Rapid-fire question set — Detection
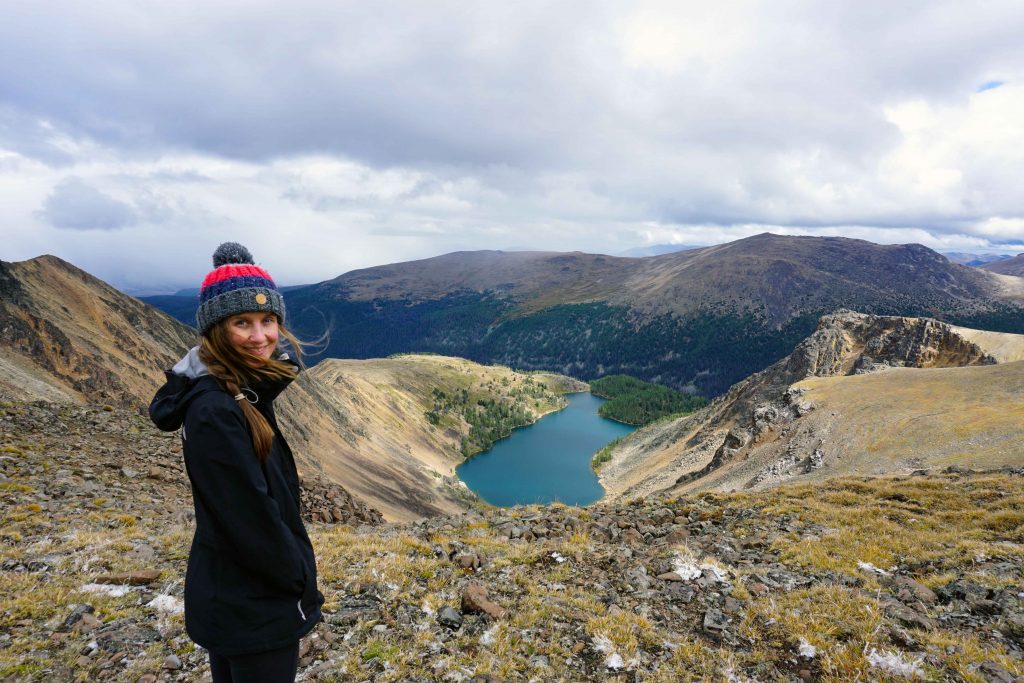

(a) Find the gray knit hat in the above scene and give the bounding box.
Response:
[196,242,286,334]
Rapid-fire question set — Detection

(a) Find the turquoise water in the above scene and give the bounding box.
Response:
[456,392,637,507]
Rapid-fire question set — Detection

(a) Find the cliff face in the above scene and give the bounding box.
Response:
[599,311,1024,500]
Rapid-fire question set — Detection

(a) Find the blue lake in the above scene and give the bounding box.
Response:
[456,392,637,507]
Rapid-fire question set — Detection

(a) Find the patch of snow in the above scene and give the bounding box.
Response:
[79,583,132,597]
[592,634,614,654]
[421,602,435,616]
[146,594,183,614]
[857,561,892,576]
[798,638,817,659]
[672,551,729,583]
[550,552,566,564]
[479,625,497,647]
[592,633,626,670]
[866,648,924,679]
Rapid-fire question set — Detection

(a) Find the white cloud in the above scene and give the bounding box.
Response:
[1,1,1023,288]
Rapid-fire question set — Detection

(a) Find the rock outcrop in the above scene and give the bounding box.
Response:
[599,311,1024,500]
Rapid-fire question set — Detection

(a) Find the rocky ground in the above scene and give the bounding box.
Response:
[1,399,1022,682]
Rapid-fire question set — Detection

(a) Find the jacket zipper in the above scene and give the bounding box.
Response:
[297,599,307,621]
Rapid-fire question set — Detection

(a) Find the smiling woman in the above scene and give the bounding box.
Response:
[149,242,323,683]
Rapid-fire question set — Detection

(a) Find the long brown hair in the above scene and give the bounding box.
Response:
[199,317,305,461]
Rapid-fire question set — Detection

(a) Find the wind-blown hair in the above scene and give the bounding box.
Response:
[198,317,305,461]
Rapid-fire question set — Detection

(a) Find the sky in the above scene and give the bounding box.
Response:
[2,1,1024,293]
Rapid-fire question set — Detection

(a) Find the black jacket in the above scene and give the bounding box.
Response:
[149,349,324,655]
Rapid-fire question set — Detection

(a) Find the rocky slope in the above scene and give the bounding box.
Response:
[276,354,586,522]
[0,256,196,407]
[981,254,1024,277]
[599,311,1024,501]
[1,398,1022,681]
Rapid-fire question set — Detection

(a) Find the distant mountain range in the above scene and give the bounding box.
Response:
[143,233,1024,396]
[941,251,1014,266]
[980,253,1024,276]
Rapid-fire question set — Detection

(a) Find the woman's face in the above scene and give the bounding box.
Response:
[225,312,279,363]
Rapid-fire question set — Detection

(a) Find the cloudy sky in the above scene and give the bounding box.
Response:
[2,1,1023,292]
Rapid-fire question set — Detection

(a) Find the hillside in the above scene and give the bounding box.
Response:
[276,354,585,522]
[598,311,1024,501]
[0,256,196,407]
[271,234,1024,397]
[980,254,1024,277]
[2,398,1022,681]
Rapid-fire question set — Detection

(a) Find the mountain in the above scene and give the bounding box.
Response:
[980,254,1024,276]
[269,233,1024,397]
[598,311,1024,501]
[942,251,1013,266]
[0,255,197,407]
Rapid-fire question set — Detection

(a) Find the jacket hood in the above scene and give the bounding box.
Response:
[149,347,214,432]
[148,346,299,431]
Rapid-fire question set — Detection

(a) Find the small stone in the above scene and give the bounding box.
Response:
[657,572,683,582]
[723,597,745,614]
[703,608,729,632]
[162,654,181,670]
[438,606,463,630]
[135,675,157,683]
[749,582,769,597]
[884,576,937,605]
[120,466,138,478]
[798,669,814,682]
[93,570,161,586]
[61,604,96,631]
[968,598,1001,616]
[455,553,479,570]
[975,662,1018,683]
[462,583,506,619]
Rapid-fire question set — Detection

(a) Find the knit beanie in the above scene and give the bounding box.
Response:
[196,242,286,334]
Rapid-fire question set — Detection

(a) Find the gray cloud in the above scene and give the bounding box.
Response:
[1,1,1023,288]
[39,177,137,231]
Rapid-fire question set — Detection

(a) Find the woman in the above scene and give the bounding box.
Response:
[150,242,324,683]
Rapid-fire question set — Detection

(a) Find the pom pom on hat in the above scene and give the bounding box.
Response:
[212,242,255,268]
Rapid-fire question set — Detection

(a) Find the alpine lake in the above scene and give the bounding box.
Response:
[455,392,637,507]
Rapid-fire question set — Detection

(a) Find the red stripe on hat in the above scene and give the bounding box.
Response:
[200,264,275,289]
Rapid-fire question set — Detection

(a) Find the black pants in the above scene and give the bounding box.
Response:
[209,641,300,683]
